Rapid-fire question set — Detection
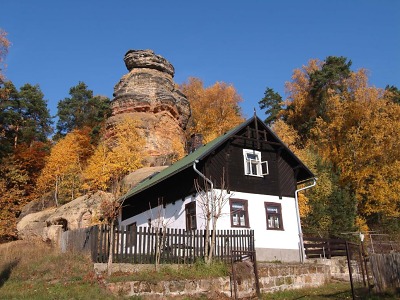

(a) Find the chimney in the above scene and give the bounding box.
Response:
[187,133,203,153]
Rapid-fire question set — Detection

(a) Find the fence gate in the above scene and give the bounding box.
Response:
[303,237,369,299]
[345,241,371,299]
[231,250,261,300]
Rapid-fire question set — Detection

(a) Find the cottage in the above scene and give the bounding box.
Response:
[119,115,316,262]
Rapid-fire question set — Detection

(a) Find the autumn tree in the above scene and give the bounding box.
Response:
[281,59,321,143]
[0,32,53,240]
[36,128,93,206]
[83,117,144,275]
[180,77,245,143]
[55,81,111,141]
[15,141,50,187]
[312,70,400,227]
[277,57,400,235]
[0,156,29,241]
[0,141,51,239]
[279,56,352,142]
[83,117,144,194]
[309,56,351,117]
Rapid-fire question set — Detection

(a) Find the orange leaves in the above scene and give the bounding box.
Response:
[83,117,144,194]
[35,117,144,203]
[279,56,400,232]
[283,59,321,130]
[305,65,400,221]
[36,128,93,205]
[181,77,244,143]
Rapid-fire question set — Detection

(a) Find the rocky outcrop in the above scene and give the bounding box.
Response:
[16,167,168,243]
[110,49,191,166]
[17,191,113,243]
[16,208,57,241]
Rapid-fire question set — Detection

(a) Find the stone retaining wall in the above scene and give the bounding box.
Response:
[97,262,332,298]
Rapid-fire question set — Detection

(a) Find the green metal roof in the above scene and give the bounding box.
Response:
[120,118,251,202]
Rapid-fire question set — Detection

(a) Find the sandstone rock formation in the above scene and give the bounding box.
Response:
[109,49,191,166]
[17,167,167,243]
[17,191,113,243]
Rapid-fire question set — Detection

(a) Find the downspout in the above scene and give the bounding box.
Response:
[295,177,317,263]
[193,159,215,261]
[193,159,214,221]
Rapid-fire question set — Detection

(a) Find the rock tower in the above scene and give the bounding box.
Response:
[109,49,191,166]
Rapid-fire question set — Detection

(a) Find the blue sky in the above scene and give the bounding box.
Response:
[2,1,400,120]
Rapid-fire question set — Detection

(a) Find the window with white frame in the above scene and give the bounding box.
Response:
[243,149,269,177]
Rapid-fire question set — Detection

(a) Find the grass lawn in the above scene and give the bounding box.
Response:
[0,240,117,300]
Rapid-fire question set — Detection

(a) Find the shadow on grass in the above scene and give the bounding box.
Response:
[0,259,20,288]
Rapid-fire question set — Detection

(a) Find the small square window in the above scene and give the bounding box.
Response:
[243,149,269,177]
[230,199,249,228]
[265,202,283,230]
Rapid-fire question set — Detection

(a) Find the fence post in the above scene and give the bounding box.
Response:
[345,241,356,300]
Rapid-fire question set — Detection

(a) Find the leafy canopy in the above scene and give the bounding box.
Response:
[0,81,52,160]
[56,81,111,141]
[180,77,245,143]
[267,56,400,236]
[83,117,144,195]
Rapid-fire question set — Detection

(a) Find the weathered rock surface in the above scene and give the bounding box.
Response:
[17,167,168,243]
[16,208,57,241]
[110,49,191,166]
[17,191,113,243]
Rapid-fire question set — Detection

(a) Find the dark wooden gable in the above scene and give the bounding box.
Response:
[204,117,298,197]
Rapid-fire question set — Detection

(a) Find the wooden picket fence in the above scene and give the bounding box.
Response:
[89,225,255,264]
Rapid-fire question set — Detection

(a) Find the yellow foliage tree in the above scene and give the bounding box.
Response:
[268,57,400,235]
[311,69,400,221]
[181,77,245,143]
[83,117,144,194]
[283,59,321,142]
[36,128,93,206]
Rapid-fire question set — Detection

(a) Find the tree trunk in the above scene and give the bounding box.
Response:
[208,215,218,264]
[107,221,115,276]
[204,211,211,263]
[54,176,59,207]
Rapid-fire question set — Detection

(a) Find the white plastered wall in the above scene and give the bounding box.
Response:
[120,195,195,229]
[119,190,301,253]
[214,190,300,251]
